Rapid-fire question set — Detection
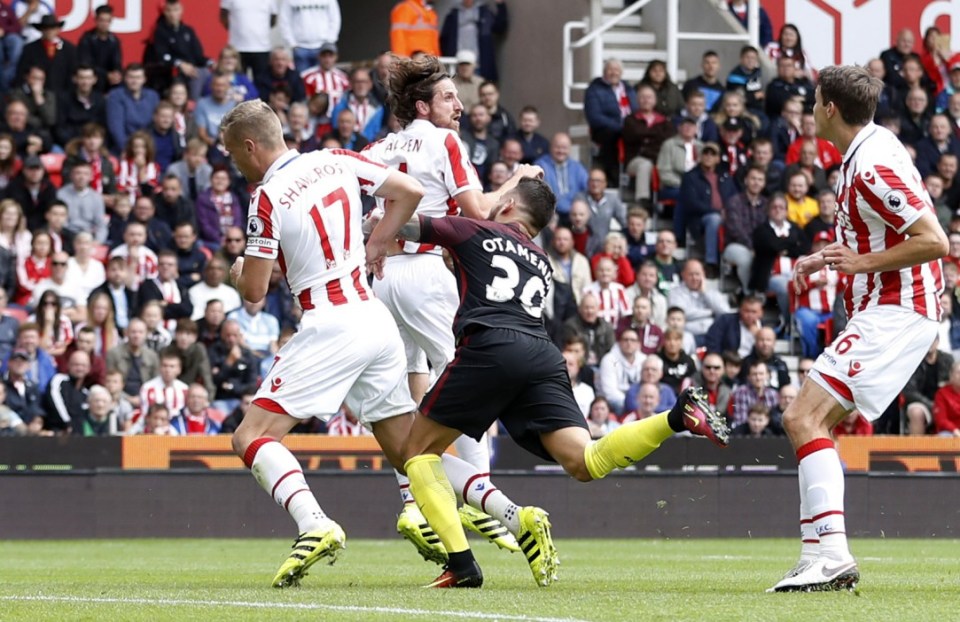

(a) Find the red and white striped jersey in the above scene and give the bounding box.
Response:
[363,119,482,255]
[245,149,390,310]
[108,245,159,289]
[583,281,631,326]
[834,124,944,321]
[325,408,371,436]
[796,268,842,313]
[301,66,350,109]
[139,377,189,414]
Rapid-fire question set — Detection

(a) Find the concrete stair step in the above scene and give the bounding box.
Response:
[602,31,656,46]
[601,12,642,28]
[605,48,669,62]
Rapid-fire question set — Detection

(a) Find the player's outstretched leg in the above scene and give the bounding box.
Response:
[584,387,730,480]
[453,435,520,553]
[394,470,448,565]
[240,436,346,588]
[441,454,557,586]
[405,454,483,588]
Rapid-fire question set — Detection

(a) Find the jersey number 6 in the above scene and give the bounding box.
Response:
[485,254,546,318]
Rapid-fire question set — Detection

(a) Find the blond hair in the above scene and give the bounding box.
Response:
[219,100,284,150]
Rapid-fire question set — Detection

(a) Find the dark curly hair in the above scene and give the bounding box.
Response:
[387,55,450,128]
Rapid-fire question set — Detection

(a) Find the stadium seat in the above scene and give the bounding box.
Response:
[92,244,109,264]
[40,153,65,188]
[2,307,27,322]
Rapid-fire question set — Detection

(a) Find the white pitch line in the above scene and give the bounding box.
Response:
[0,595,592,622]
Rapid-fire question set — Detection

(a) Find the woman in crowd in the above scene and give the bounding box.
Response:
[195,166,242,250]
[713,90,760,145]
[203,46,258,103]
[78,292,120,356]
[764,23,815,80]
[167,80,198,150]
[920,26,950,95]
[116,131,160,204]
[586,396,619,439]
[0,134,20,191]
[30,289,73,357]
[0,199,32,264]
[640,60,683,118]
[14,230,52,307]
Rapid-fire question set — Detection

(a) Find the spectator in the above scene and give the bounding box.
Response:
[131,195,172,253]
[77,293,120,360]
[716,117,750,178]
[279,0,339,75]
[714,90,759,148]
[137,250,191,329]
[900,87,931,147]
[109,221,159,290]
[62,123,117,200]
[547,226,591,304]
[188,257,240,321]
[226,298,279,359]
[7,323,55,394]
[721,164,768,293]
[76,5,122,92]
[6,154,56,230]
[216,226,245,286]
[726,45,766,116]
[904,338,953,435]
[655,116,701,205]
[727,1,772,48]
[255,47,305,105]
[195,72,237,151]
[596,327,644,414]
[675,89,719,145]
[682,50,725,112]
[590,231,634,288]
[743,138,782,197]
[562,349,594,418]
[280,102,317,152]
[691,351,731,416]
[11,65,55,142]
[640,60,683,118]
[148,101,182,174]
[915,113,960,178]
[623,207,653,270]
[106,317,158,408]
[728,360,778,426]
[472,81,515,143]
[139,350,188,418]
[563,292,615,369]
[783,139,827,197]
[731,402,777,438]
[620,382,662,425]
[793,231,841,358]
[461,103,499,183]
[219,0,276,83]
[0,97,49,158]
[167,80,196,150]
[57,161,106,243]
[105,64,160,156]
[667,259,731,340]
[867,57,902,120]
[3,347,44,428]
[55,325,105,387]
[623,355,677,414]
[70,384,117,437]
[208,318,257,414]
[703,294,763,357]
[881,29,915,91]
[750,193,803,324]
[320,108,363,151]
[920,26,950,96]
[42,349,90,434]
[160,318,214,397]
[769,382,797,430]
[722,350,743,388]
[196,299,224,347]
[0,1,22,92]
[536,132,588,220]
[300,42,349,109]
[330,67,384,143]
[0,134,18,192]
[390,0,440,58]
[142,403,173,435]
[784,112,842,171]
[42,201,74,256]
[738,327,790,389]
[515,105,549,164]
[832,409,874,438]
[784,172,818,227]
[657,328,698,394]
[116,131,160,203]
[88,262,134,336]
[451,49,484,112]
[15,13,76,94]
[803,189,837,251]
[170,383,222,435]
[764,22,815,80]
[625,261,668,328]
[167,138,211,204]
[936,60,960,114]
[667,307,699,359]
[584,58,637,186]
[13,228,51,306]
[440,0,507,82]
[616,296,662,354]
[651,230,683,294]
[369,50,393,110]
[140,300,172,353]
[153,175,195,231]
[766,56,814,119]
[676,143,736,270]
[100,369,134,431]
[149,0,210,97]
[584,256,630,326]
[0,382,27,435]
[568,198,601,259]
[0,288,17,358]
[623,83,675,204]
[586,396,619,438]
[195,167,241,250]
[29,254,82,322]
[933,360,960,437]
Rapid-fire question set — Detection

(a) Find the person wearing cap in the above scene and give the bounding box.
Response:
[390,0,439,58]
[440,0,507,82]
[14,12,74,94]
[676,141,736,272]
[5,152,57,230]
[150,0,210,96]
[718,116,749,177]
[451,49,484,112]
[3,346,44,429]
[301,42,349,110]
[655,115,702,204]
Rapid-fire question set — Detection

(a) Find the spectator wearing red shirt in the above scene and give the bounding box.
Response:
[933,361,960,437]
[590,232,635,288]
[784,112,842,170]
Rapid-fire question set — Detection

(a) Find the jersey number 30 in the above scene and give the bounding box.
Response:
[485,254,546,318]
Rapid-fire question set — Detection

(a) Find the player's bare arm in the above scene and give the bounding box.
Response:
[365,170,425,279]
[793,251,828,294]
[821,210,949,274]
[456,164,544,219]
[233,255,273,304]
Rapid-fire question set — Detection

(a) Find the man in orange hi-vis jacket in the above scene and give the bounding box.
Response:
[390,0,440,57]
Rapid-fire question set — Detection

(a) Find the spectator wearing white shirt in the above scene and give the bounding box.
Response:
[188,257,241,320]
[582,257,630,327]
[280,0,341,76]
[596,328,645,415]
[138,352,189,431]
[65,233,105,306]
[219,0,278,83]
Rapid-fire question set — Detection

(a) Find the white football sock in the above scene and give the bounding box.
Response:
[453,433,491,472]
[798,440,850,562]
[798,468,819,561]
[245,438,331,533]
[441,453,520,534]
[394,470,415,505]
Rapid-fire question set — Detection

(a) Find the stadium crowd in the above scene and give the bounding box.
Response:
[0,0,956,440]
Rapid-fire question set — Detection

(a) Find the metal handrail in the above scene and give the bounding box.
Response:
[667,0,759,79]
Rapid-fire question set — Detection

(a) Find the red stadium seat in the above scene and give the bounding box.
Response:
[40,153,65,188]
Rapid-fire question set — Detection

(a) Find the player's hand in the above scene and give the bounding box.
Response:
[792,252,827,294]
[230,256,244,283]
[821,242,862,274]
[515,164,544,180]
[364,239,389,280]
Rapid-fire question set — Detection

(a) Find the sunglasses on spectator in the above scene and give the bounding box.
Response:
[703,365,722,370]
[52,261,67,266]
[42,301,57,306]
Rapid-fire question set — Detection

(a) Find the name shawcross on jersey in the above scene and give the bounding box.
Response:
[833,124,943,321]
[418,215,554,339]
[245,149,391,309]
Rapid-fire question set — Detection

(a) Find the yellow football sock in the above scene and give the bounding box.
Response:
[584,412,674,480]
[405,454,470,554]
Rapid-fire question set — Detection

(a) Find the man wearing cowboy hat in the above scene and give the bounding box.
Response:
[15,12,76,94]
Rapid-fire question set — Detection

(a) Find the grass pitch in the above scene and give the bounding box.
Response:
[0,538,957,622]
